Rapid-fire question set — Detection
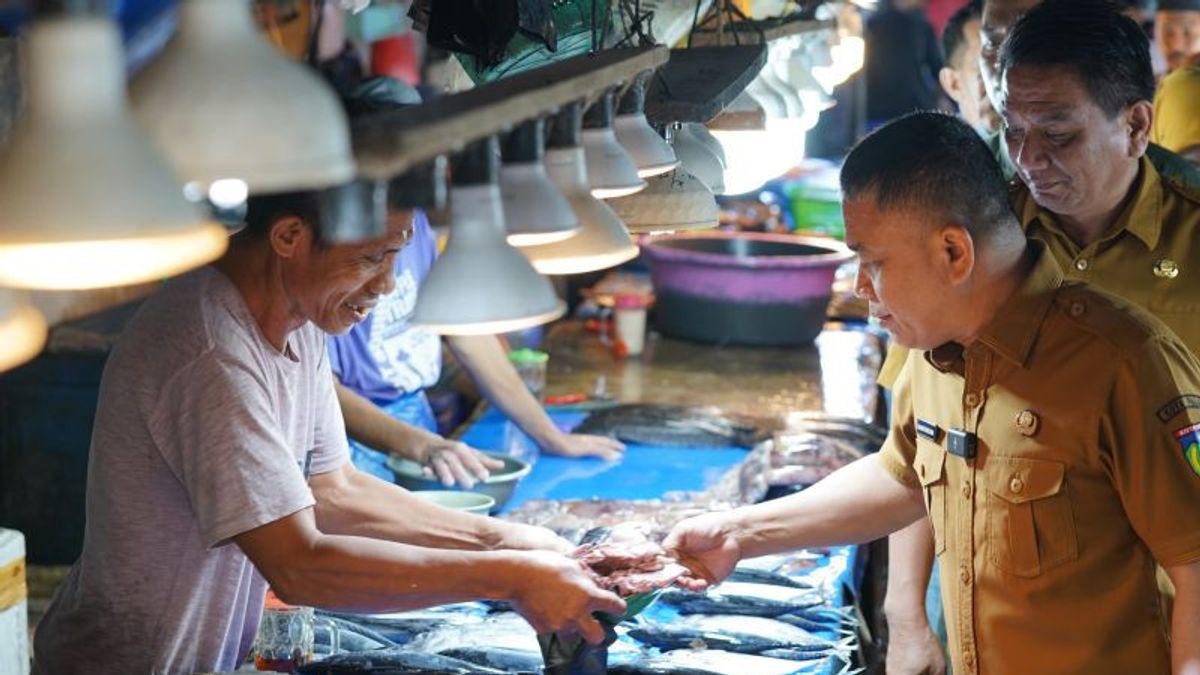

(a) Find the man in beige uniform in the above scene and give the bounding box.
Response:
[883,3,1200,671]
[664,111,1200,675]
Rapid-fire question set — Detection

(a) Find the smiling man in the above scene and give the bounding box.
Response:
[665,111,1200,675]
[31,190,626,675]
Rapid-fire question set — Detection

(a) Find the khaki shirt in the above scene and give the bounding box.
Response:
[878,151,1200,388]
[1153,65,1200,156]
[878,243,1200,675]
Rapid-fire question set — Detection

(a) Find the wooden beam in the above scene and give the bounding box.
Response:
[352,46,670,179]
[688,16,836,46]
[644,45,767,125]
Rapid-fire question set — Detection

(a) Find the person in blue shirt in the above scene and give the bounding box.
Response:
[329,207,624,487]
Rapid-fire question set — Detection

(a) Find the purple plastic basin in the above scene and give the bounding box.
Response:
[641,231,854,346]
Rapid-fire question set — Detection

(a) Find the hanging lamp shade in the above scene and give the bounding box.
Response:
[0,290,47,373]
[412,137,565,335]
[708,92,778,196]
[582,90,646,199]
[130,0,355,196]
[607,166,719,234]
[521,104,639,275]
[613,71,678,179]
[499,118,580,247]
[687,123,727,167]
[672,124,726,196]
[0,17,226,291]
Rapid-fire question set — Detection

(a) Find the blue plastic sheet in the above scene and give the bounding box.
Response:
[458,406,863,674]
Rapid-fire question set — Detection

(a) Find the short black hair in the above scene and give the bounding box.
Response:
[942,0,983,68]
[1000,0,1155,118]
[840,111,1017,240]
[241,190,322,239]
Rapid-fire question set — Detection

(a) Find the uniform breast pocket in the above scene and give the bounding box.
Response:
[914,439,948,556]
[985,456,1078,577]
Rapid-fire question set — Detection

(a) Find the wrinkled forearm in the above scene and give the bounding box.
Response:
[311,464,508,551]
[446,335,561,448]
[334,378,437,462]
[884,520,936,621]
[731,455,926,559]
[270,533,529,613]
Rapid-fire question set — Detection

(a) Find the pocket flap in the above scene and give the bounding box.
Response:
[985,456,1065,503]
[914,440,946,487]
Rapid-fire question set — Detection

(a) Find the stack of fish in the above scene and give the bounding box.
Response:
[302,546,858,675]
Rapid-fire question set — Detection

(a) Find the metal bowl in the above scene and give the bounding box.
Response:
[386,452,531,514]
[412,490,496,515]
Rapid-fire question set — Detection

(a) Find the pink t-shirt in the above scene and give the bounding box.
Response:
[33,266,348,674]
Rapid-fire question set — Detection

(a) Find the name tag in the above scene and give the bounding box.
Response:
[916,418,941,441]
[947,428,977,459]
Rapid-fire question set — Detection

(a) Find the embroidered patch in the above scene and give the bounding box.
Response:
[1157,395,1200,423]
[1173,422,1200,477]
[916,418,941,441]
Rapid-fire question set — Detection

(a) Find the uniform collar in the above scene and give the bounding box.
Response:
[924,241,1064,372]
[1019,155,1163,251]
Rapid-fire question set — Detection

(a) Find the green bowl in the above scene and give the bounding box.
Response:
[386,452,531,513]
[412,490,496,514]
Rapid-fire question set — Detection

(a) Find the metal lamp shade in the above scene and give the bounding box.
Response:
[672,125,726,196]
[520,147,639,275]
[583,127,647,199]
[0,291,46,373]
[0,17,226,290]
[614,113,678,178]
[131,0,355,195]
[500,163,581,247]
[500,119,580,247]
[412,184,564,335]
[607,167,718,234]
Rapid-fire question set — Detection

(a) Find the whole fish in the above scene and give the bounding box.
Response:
[439,646,545,674]
[726,566,815,590]
[296,647,502,674]
[314,616,396,654]
[627,615,837,655]
[573,404,777,448]
[609,647,819,674]
[659,582,828,617]
[317,607,486,645]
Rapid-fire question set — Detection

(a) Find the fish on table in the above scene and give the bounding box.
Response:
[658,582,830,618]
[627,614,841,657]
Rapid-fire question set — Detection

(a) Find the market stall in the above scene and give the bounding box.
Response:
[299,320,884,674]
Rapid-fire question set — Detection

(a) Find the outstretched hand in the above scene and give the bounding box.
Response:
[663,512,743,586]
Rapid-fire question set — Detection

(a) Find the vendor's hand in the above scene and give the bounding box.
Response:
[416,437,504,488]
[885,614,947,675]
[540,432,625,461]
[663,512,742,585]
[509,551,626,644]
[500,522,574,555]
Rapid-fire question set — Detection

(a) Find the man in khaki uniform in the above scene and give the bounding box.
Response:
[882,4,1200,671]
[664,111,1200,675]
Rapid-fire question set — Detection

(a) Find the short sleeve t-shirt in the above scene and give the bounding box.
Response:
[328,209,442,403]
[33,266,349,675]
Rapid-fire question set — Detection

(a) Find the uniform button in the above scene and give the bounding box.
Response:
[964,653,975,668]
[962,482,972,498]
[960,567,971,585]
[1153,258,1179,279]
[1075,258,1089,271]
[1069,301,1086,317]
[1015,409,1040,436]
[1010,476,1025,494]
[964,392,980,408]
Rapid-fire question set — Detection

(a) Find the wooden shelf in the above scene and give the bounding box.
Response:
[352,46,670,179]
[644,45,767,125]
